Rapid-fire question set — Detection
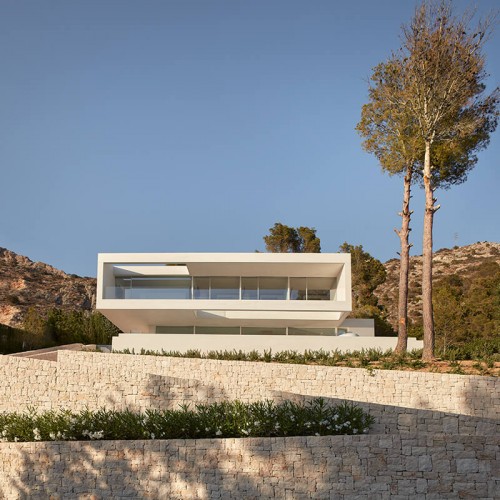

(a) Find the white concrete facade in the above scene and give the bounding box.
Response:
[97,253,422,353]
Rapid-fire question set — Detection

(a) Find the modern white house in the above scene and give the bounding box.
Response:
[97,252,422,353]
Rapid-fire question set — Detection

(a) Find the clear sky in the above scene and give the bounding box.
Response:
[1,0,498,277]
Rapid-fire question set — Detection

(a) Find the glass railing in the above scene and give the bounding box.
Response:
[104,277,335,301]
[104,287,192,300]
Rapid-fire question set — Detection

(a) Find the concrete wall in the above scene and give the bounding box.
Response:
[1,434,498,499]
[111,332,422,353]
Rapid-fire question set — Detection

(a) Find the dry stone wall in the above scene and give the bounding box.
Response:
[0,351,498,437]
[1,434,498,499]
[0,351,499,499]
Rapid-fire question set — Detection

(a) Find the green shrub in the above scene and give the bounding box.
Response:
[0,399,374,443]
[438,338,499,361]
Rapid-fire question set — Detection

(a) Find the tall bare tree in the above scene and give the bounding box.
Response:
[357,58,421,353]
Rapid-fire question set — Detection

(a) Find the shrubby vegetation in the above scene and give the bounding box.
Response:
[433,262,499,352]
[0,398,374,443]
[0,323,28,355]
[339,243,395,337]
[0,309,120,354]
[114,343,499,373]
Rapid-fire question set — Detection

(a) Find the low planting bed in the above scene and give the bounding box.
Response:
[0,398,374,442]
[113,344,500,376]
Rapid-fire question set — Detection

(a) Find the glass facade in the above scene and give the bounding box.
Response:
[107,275,336,301]
[114,277,192,299]
[241,277,258,300]
[210,277,240,300]
[155,326,346,336]
[258,277,288,300]
[288,327,337,336]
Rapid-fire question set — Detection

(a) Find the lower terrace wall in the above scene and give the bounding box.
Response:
[0,351,498,438]
[1,434,498,499]
[61,351,499,418]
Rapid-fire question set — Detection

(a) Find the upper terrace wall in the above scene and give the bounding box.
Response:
[64,351,499,417]
[0,351,498,424]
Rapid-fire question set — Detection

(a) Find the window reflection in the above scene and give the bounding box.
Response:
[112,275,335,301]
[210,277,240,300]
[290,278,307,300]
[258,277,287,300]
[193,277,209,299]
[241,277,258,300]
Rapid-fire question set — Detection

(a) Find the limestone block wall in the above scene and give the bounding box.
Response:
[59,351,499,418]
[0,351,498,437]
[1,434,498,499]
[0,356,57,411]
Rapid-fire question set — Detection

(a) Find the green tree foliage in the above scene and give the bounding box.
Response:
[22,307,52,350]
[357,58,419,353]
[339,243,394,336]
[0,323,32,354]
[433,262,500,352]
[20,309,120,349]
[263,223,321,253]
[339,243,386,309]
[358,1,499,360]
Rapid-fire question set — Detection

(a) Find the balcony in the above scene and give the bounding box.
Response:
[103,276,336,301]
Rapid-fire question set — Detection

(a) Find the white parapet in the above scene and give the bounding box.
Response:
[112,333,423,354]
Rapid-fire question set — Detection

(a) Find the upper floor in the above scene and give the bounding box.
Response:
[97,252,352,312]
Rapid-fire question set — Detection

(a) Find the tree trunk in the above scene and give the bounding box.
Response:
[394,166,413,354]
[422,140,436,361]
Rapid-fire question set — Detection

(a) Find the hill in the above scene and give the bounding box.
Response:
[376,241,500,330]
[0,247,95,328]
[1,242,498,334]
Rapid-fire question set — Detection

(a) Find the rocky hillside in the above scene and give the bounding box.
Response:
[376,241,500,329]
[0,248,95,327]
[1,242,499,331]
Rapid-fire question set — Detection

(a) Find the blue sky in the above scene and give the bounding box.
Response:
[1,0,498,277]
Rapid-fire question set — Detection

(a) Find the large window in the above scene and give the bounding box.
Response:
[258,278,288,300]
[193,277,209,299]
[111,275,335,301]
[288,327,336,336]
[156,326,194,334]
[116,277,192,299]
[307,278,334,301]
[155,326,345,335]
[241,277,258,300]
[290,278,307,300]
[195,326,240,335]
[289,277,334,301]
[210,277,240,300]
[241,327,286,335]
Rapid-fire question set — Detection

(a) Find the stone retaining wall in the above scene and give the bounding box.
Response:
[1,434,498,499]
[2,351,497,418]
[1,351,499,499]
[1,351,498,438]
